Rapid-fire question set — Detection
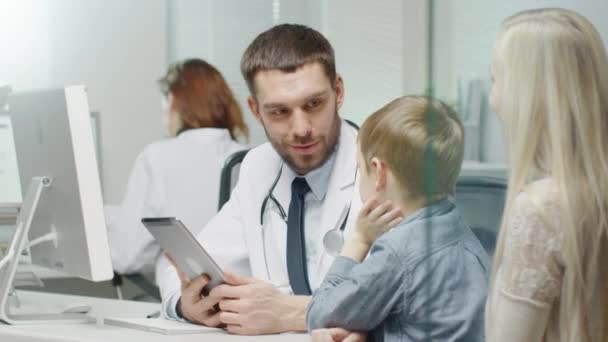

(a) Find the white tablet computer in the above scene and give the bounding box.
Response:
[141,217,226,291]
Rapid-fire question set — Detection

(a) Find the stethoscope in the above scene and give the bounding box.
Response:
[259,162,287,225]
[258,161,353,280]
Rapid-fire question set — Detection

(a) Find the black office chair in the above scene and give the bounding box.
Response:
[112,271,160,302]
[218,149,250,211]
[453,176,507,256]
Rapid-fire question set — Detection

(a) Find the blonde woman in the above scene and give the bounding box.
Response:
[486,8,608,342]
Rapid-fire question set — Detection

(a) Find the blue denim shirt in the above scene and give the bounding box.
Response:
[307,199,490,342]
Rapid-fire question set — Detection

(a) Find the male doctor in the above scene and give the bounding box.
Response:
[157,24,361,335]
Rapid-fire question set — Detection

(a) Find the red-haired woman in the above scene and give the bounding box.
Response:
[107,59,248,276]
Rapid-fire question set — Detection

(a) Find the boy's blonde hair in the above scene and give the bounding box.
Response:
[358,95,464,200]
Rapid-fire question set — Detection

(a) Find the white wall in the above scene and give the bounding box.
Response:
[168,0,274,147]
[0,1,51,90]
[327,0,428,124]
[1,0,167,204]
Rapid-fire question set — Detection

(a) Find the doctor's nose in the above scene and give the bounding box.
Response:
[291,109,313,139]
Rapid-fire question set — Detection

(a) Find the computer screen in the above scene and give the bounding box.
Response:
[0,115,21,205]
[7,85,113,282]
[0,112,103,206]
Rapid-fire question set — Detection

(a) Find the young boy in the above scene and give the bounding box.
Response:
[307,96,489,341]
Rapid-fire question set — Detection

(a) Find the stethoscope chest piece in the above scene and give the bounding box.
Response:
[322,204,351,257]
[323,228,344,257]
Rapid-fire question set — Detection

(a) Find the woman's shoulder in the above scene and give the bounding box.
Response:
[517,178,561,221]
[500,178,564,305]
[141,129,238,156]
[507,178,563,266]
[138,137,180,159]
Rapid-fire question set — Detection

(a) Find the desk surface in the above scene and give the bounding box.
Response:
[1,291,310,342]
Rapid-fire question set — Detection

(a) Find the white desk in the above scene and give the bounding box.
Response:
[0,291,311,342]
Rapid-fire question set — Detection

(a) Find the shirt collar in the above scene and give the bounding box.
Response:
[401,198,455,226]
[177,127,232,142]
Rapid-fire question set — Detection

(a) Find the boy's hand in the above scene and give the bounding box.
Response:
[354,196,403,246]
[340,197,402,262]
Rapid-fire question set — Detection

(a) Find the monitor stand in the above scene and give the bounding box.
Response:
[0,177,91,324]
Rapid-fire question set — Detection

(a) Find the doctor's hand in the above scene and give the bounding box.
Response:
[211,272,310,335]
[166,253,222,327]
[311,328,368,342]
[177,273,223,326]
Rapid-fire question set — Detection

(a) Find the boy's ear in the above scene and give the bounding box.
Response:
[371,157,387,192]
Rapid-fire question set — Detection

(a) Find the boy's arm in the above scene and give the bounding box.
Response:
[339,234,372,262]
[307,239,406,332]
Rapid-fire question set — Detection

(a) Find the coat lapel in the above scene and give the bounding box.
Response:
[317,121,358,246]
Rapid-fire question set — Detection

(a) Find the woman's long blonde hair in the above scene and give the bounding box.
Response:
[490,8,608,342]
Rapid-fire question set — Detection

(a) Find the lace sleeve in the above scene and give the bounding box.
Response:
[497,191,564,306]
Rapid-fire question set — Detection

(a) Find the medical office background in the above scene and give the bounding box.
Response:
[1,0,607,295]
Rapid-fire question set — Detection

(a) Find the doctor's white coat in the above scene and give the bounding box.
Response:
[157,121,361,318]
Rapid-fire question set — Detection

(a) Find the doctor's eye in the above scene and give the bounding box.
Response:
[305,98,323,110]
[269,107,290,117]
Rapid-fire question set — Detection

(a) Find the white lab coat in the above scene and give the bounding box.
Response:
[106,128,247,275]
[157,121,362,318]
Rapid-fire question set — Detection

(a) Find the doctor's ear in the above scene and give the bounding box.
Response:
[370,157,387,192]
[247,96,263,126]
[334,74,345,110]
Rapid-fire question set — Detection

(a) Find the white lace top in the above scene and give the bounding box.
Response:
[486,178,564,342]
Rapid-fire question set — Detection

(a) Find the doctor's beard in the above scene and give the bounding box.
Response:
[262,112,341,176]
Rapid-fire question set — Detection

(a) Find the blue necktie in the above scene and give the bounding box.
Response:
[286,177,312,295]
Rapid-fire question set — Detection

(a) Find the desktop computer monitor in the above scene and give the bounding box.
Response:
[0,112,103,206]
[0,85,113,324]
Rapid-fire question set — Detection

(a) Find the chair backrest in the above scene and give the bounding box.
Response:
[453,176,507,256]
[218,149,250,211]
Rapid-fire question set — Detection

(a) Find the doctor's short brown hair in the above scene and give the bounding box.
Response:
[240,24,336,96]
[358,95,465,199]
